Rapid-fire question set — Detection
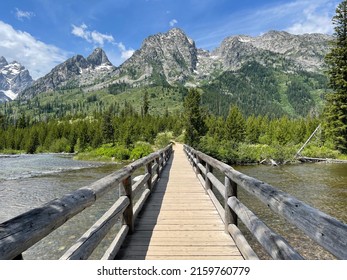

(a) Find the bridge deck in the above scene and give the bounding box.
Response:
[116,144,243,260]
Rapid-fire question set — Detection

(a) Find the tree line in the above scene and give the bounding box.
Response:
[1,88,342,164]
[183,88,329,164]
[0,103,183,157]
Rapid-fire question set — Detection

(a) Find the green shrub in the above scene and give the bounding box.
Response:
[270,145,297,163]
[112,145,130,160]
[130,142,153,160]
[155,132,173,148]
[49,138,71,153]
[301,145,340,159]
[237,144,264,163]
[75,144,130,161]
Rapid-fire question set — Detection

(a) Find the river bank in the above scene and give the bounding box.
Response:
[198,138,347,165]
[2,138,347,166]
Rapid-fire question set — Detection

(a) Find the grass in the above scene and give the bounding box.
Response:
[0,149,25,155]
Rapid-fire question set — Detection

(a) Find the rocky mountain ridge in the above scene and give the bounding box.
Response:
[19,28,332,100]
[21,48,115,99]
[106,29,331,89]
[115,28,198,85]
[0,57,33,102]
[212,31,330,72]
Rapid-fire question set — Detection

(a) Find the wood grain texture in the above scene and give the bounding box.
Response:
[185,144,347,260]
[60,196,129,260]
[116,143,243,260]
[0,144,172,260]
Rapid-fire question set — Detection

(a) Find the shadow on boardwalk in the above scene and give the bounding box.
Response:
[115,152,174,259]
[115,143,241,260]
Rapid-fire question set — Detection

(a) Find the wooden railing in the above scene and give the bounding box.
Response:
[184,144,347,260]
[0,144,173,260]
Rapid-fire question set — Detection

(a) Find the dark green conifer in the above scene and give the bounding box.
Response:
[324,0,347,152]
[142,90,150,116]
[224,105,245,143]
[183,88,206,147]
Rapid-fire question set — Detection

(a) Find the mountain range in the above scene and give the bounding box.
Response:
[21,48,115,100]
[1,28,333,117]
[0,57,33,102]
[111,29,330,88]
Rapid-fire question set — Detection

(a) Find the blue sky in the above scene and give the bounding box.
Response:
[0,0,339,79]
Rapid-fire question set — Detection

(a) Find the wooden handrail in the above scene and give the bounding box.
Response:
[184,144,347,260]
[60,196,130,260]
[0,144,173,260]
[228,197,303,260]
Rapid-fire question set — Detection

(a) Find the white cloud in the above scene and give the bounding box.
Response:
[117,42,134,60]
[15,8,35,21]
[71,24,133,62]
[252,0,337,35]
[195,0,337,50]
[285,1,336,34]
[0,20,68,79]
[71,23,89,40]
[91,31,114,45]
[71,24,115,46]
[169,19,178,27]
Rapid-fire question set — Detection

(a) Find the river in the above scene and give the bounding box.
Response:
[233,163,347,260]
[0,154,123,259]
[0,154,346,259]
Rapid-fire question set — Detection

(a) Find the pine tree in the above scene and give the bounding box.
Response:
[142,90,150,116]
[324,0,347,152]
[183,88,206,147]
[101,108,115,144]
[0,113,6,130]
[224,105,245,143]
[26,128,39,154]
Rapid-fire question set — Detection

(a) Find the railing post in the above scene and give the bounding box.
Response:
[155,156,160,178]
[205,163,212,192]
[225,176,237,231]
[193,154,200,175]
[121,175,134,234]
[160,152,164,172]
[146,161,152,191]
[188,148,194,166]
[163,150,167,166]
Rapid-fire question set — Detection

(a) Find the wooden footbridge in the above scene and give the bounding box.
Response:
[0,143,346,260]
[116,143,244,260]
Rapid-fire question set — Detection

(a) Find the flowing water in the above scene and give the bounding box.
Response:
[0,154,346,259]
[0,154,123,259]
[232,163,347,260]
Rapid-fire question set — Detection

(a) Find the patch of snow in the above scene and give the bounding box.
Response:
[185,82,197,87]
[3,90,17,100]
[238,37,251,43]
[95,65,113,71]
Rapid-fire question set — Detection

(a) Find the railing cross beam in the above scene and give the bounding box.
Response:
[183,144,347,260]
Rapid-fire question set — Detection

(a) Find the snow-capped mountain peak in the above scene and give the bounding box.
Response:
[0,57,33,102]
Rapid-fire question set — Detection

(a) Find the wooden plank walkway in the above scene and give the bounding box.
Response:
[116,143,243,260]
